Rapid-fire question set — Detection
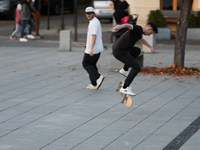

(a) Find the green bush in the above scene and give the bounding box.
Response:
[188,13,198,28]
[147,10,167,27]
[197,11,200,27]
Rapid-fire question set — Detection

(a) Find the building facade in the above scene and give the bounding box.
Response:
[127,0,200,26]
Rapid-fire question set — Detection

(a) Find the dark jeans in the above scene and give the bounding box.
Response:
[82,53,101,86]
[113,47,141,88]
[21,20,34,38]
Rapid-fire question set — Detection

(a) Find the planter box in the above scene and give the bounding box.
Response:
[142,34,156,53]
[155,27,171,40]
[187,28,200,39]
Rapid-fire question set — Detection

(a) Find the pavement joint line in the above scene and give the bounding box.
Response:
[0,52,80,90]
[0,69,90,110]
[0,89,98,139]
[68,77,183,149]
[134,85,200,150]
[0,48,55,72]
[101,77,178,149]
[0,80,107,138]
[162,114,200,150]
[102,78,200,149]
[35,40,59,44]
[0,71,118,123]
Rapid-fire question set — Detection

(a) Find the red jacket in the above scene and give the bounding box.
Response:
[16,9,21,25]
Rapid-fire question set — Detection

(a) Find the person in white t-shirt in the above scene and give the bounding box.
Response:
[82,7,105,90]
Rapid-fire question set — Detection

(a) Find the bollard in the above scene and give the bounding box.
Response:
[142,34,155,53]
[59,30,72,51]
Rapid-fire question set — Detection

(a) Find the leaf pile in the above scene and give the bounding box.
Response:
[140,65,200,78]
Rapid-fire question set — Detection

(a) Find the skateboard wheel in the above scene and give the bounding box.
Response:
[121,101,123,103]
[116,89,118,92]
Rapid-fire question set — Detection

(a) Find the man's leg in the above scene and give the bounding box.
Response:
[32,11,40,36]
[114,51,140,88]
[20,20,28,38]
[123,47,141,71]
[27,20,34,35]
[82,53,101,86]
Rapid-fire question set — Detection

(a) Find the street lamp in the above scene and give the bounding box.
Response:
[61,0,64,30]
[47,0,50,30]
[74,0,77,41]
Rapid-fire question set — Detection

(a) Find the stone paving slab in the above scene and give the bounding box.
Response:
[0,37,200,150]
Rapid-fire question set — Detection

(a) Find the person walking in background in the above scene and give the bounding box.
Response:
[82,7,105,90]
[108,0,130,25]
[112,22,158,95]
[10,4,22,40]
[20,0,35,42]
[30,0,43,38]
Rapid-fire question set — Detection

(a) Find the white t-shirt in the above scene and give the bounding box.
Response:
[85,17,103,54]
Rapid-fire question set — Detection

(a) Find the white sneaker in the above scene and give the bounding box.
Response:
[86,84,97,90]
[20,38,28,42]
[96,75,105,90]
[119,68,129,77]
[120,86,135,96]
[27,34,35,39]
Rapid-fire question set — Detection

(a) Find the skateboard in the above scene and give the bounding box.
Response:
[116,81,133,107]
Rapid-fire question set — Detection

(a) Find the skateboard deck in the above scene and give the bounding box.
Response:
[116,81,133,107]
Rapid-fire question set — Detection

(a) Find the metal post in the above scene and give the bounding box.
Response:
[74,0,77,41]
[47,0,50,30]
[61,0,64,30]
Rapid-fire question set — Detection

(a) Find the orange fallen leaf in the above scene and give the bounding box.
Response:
[190,83,194,85]
[173,64,175,68]
[159,62,162,64]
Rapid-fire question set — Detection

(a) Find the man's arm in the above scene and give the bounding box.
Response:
[139,38,155,54]
[31,0,37,12]
[112,24,133,31]
[90,34,97,56]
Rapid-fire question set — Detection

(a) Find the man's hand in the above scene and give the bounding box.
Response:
[90,49,94,56]
[112,25,121,32]
[150,47,155,54]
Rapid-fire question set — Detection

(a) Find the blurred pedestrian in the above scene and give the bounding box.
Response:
[82,7,105,90]
[30,0,43,38]
[10,4,22,40]
[108,0,130,25]
[112,22,158,95]
[20,0,35,42]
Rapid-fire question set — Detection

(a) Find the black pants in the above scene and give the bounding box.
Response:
[113,47,141,88]
[82,53,101,86]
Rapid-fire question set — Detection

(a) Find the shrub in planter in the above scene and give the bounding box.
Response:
[188,13,198,28]
[147,9,167,27]
[197,11,200,27]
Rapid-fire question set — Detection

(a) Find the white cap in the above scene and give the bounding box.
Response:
[85,7,94,13]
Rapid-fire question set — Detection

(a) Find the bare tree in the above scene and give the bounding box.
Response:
[174,0,193,68]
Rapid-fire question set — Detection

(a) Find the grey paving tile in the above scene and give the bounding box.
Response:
[0,39,200,150]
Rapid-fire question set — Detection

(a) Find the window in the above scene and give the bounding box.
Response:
[163,0,173,10]
[177,0,182,10]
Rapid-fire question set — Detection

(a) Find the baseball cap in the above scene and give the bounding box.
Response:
[85,7,94,14]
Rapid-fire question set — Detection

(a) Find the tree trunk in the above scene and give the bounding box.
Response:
[174,0,193,68]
